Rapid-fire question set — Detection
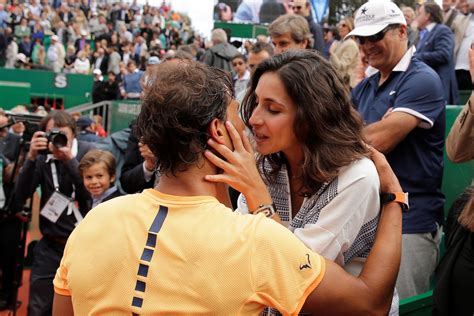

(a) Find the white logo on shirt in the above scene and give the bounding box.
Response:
[389,90,396,96]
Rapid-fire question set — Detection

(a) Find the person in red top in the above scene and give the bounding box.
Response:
[93,115,107,138]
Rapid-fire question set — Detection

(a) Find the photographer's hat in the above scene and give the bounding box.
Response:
[77,116,93,129]
[346,0,406,38]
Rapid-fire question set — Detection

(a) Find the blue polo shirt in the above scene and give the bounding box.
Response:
[352,49,446,234]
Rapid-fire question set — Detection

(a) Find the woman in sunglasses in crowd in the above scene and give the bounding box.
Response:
[205,50,398,315]
[328,17,360,89]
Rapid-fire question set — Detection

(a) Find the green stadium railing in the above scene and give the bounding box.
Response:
[108,100,141,132]
[400,290,433,316]
[0,68,93,109]
[0,80,31,108]
[66,99,141,134]
[213,21,268,38]
[459,90,471,105]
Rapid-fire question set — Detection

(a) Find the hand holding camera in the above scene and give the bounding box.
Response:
[28,129,70,161]
[28,131,48,161]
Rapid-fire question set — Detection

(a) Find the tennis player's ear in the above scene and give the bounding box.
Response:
[208,118,227,144]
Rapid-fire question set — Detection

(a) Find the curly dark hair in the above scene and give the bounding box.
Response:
[136,61,234,175]
[241,50,368,196]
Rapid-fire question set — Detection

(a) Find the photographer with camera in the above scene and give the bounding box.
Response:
[14,111,95,315]
[0,111,22,311]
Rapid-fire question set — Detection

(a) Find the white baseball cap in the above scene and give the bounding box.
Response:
[346,0,407,38]
[147,56,160,65]
[17,53,27,63]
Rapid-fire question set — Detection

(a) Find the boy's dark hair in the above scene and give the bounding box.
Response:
[39,110,77,135]
[136,61,234,175]
[79,149,116,179]
[231,53,247,62]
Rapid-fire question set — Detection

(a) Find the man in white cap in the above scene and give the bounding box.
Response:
[349,0,446,299]
[74,30,89,54]
[47,35,65,73]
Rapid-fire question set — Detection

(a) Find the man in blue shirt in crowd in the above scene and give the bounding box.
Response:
[349,0,446,299]
[121,60,143,100]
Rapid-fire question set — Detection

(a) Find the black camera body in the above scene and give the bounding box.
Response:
[39,128,68,155]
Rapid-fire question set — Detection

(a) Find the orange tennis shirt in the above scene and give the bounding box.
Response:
[54,189,325,315]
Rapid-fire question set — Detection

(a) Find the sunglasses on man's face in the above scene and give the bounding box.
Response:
[356,26,394,45]
[289,4,303,10]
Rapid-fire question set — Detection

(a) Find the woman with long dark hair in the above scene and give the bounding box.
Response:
[205,50,398,314]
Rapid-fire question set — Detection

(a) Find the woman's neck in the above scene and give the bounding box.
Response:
[282,148,303,180]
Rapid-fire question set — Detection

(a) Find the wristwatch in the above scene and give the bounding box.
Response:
[380,192,409,212]
[253,203,277,218]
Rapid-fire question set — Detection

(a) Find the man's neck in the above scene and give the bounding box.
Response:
[155,158,221,199]
[378,49,407,84]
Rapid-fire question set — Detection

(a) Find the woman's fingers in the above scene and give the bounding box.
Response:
[207,138,237,163]
[204,149,232,171]
[225,121,245,152]
[368,146,402,192]
[241,130,254,153]
[204,173,232,185]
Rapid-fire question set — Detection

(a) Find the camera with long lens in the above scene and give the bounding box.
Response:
[39,128,68,155]
[2,111,44,152]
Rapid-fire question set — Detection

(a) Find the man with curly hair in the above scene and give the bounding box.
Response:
[53,60,405,315]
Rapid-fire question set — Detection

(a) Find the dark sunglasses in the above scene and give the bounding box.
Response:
[289,4,303,10]
[356,26,394,45]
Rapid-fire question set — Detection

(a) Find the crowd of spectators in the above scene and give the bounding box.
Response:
[0,0,205,78]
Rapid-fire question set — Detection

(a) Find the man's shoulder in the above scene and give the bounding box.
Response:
[78,139,96,149]
[404,57,442,84]
[339,38,359,51]
[5,132,21,142]
[433,23,454,35]
[77,139,97,158]
[436,23,452,31]
[352,72,378,93]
